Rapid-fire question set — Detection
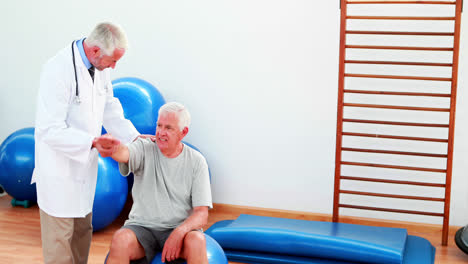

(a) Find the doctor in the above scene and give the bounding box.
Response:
[33,22,140,264]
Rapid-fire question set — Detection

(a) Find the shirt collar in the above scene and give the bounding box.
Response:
[77,38,92,69]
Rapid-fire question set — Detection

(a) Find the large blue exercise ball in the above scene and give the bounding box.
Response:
[151,234,228,264]
[92,155,128,231]
[103,77,166,135]
[0,127,36,202]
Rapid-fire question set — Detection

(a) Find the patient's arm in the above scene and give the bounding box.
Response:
[111,143,130,163]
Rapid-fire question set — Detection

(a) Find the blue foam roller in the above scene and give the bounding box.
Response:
[206,214,407,264]
[220,235,435,264]
[225,249,356,264]
[402,236,435,264]
[206,215,435,264]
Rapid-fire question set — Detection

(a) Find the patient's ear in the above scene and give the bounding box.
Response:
[181,127,189,138]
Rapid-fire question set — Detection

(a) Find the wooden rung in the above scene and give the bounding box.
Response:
[345,73,452,81]
[346,45,453,51]
[338,204,445,217]
[340,190,445,202]
[342,147,448,157]
[347,1,456,4]
[340,176,446,187]
[343,118,450,127]
[341,161,447,173]
[344,103,450,112]
[342,132,449,142]
[344,89,451,97]
[345,60,453,67]
[346,30,454,36]
[347,16,455,20]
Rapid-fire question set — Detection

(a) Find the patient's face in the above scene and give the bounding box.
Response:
[156,113,184,153]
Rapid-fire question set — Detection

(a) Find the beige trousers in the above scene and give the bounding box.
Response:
[40,209,93,264]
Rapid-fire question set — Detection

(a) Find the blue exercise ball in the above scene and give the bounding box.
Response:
[0,127,36,202]
[151,234,228,264]
[92,155,128,231]
[103,77,166,135]
[183,141,201,153]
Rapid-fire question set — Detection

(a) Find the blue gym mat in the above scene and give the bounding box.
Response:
[205,214,435,264]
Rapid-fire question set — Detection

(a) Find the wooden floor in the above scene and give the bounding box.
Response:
[1,195,468,264]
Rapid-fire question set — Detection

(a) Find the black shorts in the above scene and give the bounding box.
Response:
[123,225,196,264]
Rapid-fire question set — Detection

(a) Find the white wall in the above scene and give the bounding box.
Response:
[1,0,468,226]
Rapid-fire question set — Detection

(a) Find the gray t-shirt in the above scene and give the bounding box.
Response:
[119,138,212,230]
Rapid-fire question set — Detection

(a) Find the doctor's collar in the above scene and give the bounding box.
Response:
[77,38,93,70]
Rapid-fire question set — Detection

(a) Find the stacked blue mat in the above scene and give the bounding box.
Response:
[205,214,435,264]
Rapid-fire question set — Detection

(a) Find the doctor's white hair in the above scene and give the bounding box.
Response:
[86,22,128,56]
[158,102,191,131]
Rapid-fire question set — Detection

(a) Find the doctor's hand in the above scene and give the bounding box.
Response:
[92,134,120,157]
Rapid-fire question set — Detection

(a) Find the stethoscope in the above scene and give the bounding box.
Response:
[71,41,81,104]
[71,40,108,104]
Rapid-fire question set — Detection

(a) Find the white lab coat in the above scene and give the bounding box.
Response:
[32,42,139,218]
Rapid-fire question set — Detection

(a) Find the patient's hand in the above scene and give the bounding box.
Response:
[93,134,120,157]
[161,228,185,263]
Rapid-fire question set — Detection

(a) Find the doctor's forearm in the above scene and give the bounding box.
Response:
[36,125,94,164]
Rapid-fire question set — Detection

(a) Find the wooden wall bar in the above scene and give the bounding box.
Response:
[333,0,462,245]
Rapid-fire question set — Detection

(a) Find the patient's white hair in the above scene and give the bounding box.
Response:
[158,102,191,131]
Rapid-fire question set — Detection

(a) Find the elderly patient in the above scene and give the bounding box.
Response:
[106,102,212,264]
